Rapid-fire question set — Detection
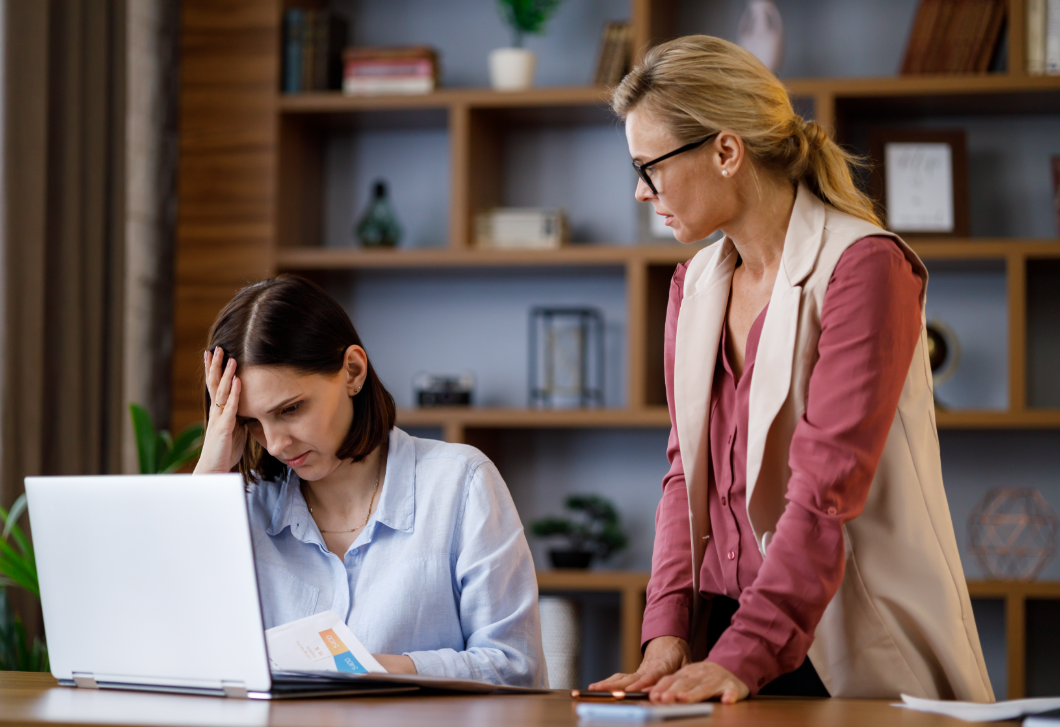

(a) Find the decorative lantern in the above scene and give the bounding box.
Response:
[968,487,1059,580]
[529,308,604,409]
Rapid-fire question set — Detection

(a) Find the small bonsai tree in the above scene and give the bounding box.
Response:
[496,0,564,48]
[531,494,629,563]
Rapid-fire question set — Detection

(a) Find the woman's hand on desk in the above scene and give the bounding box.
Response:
[373,654,417,674]
[194,348,247,475]
[647,660,749,705]
[589,635,691,693]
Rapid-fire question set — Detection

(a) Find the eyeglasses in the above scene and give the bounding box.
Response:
[631,132,720,195]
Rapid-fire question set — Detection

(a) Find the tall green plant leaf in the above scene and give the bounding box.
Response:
[0,497,37,599]
[0,589,49,672]
[130,404,158,475]
[160,422,204,474]
[130,404,204,474]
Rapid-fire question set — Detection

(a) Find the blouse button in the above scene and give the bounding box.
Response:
[727,550,736,561]
[721,497,728,507]
[827,506,837,515]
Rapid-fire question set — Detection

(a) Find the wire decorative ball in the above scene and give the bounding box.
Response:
[968,488,1059,581]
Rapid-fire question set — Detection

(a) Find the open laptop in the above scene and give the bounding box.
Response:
[24,473,415,700]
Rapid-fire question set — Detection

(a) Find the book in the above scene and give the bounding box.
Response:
[282,9,348,93]
[973,0,1007,72]
[1052,156,1060,237]
[1047,0,1060,72]
[902,0,943,74]
[593,22,631,86]
[1029,0,1047,74]
[283,9,304,93]
[902,0,1007,74]
[342,46,438,95]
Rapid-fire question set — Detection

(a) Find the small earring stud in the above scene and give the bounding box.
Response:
[722,170,729,177]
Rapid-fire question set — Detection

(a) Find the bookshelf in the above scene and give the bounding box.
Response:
[176,0,1060,694]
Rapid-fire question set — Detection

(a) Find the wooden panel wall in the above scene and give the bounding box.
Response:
[173,1,281,431]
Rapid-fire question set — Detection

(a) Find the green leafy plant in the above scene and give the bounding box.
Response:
[130,404,205,474]
[531,494,629,560]
[0,589,47,672]
[0,494,46,671]
[496,0,564,47]
[0,405,205,671]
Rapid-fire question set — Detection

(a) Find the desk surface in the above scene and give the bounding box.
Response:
[0,673,1002,727]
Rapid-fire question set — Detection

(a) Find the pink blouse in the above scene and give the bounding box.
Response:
[641,236,924,694]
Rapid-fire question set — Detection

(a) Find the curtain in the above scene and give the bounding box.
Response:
[1,0,127,634]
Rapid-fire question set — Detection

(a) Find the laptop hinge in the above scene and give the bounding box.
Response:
[72,673,99,689]
[221,681,248,698]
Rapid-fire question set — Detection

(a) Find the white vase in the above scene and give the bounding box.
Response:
[489,48,536,91]
[538,596,581,689]
[737,0,784,73]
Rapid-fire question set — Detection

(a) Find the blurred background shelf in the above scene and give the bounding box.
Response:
[176,0,1060,694]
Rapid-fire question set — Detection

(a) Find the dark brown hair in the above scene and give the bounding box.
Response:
[204,274,396,484]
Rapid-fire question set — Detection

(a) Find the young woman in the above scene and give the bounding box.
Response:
[193,275,546,687]
[592,36,993,704]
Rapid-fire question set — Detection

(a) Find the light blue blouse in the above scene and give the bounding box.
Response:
[247,427,547,687]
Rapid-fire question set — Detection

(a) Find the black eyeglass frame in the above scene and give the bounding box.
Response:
[631,132,720,195]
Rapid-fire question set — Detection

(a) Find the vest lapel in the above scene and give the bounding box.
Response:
[674,240,738,590]
[745,185,826,519]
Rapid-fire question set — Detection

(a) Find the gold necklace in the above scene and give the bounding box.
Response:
[304,458,382,534]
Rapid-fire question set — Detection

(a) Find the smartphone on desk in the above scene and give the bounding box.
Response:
[576,702,714,722]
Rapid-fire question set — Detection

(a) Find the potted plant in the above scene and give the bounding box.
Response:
[531,494,628,569]
[490,0,564,91]
[0,406,203,671]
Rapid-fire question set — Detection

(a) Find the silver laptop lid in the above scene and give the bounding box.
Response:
[25,474,271,694]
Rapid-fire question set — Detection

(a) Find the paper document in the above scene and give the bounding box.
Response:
[895,694,1060,722]
[265,611,387,675]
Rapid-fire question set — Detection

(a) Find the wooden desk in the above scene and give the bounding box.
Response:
[0,672,1008,727]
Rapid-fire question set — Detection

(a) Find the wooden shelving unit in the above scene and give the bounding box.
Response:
[545,571,1060,698]
[176,0,1060,690]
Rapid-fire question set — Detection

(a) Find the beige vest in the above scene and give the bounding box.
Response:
[674,184,994,701]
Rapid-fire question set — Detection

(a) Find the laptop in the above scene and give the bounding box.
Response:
[24,473,415,700]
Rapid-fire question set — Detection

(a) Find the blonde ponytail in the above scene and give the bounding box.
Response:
[612,36,881,227]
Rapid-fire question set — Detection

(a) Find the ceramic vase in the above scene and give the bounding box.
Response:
[488,48,536,91]
[538,597,581,689]
[737,0,785,73]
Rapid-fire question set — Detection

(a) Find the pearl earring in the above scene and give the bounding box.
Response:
[722,170,729,177]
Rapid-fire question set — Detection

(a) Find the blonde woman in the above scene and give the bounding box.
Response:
[592,36,994,704]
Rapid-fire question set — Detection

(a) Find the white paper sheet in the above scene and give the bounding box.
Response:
[895,694,1060,722]
[265,611,387,675]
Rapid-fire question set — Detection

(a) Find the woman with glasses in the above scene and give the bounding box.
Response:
[592,36,993,705]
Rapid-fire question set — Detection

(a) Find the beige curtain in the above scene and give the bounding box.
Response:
[1,0,127,632]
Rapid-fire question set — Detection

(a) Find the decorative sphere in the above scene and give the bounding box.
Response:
[926,323,949,372]
[968,488,1059,580]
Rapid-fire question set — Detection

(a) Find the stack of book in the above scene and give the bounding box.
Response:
[342,47,439,95]
[593,22,631,86]
[283,9,348,93]
[1027,0,1060,74]
[900,0,1007,74]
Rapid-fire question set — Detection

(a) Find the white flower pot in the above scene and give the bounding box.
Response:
[489,48,536,91]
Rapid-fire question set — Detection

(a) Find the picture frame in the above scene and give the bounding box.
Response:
[868,128,970,238]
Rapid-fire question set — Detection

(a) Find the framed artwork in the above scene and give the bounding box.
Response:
[869,129,970,238]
